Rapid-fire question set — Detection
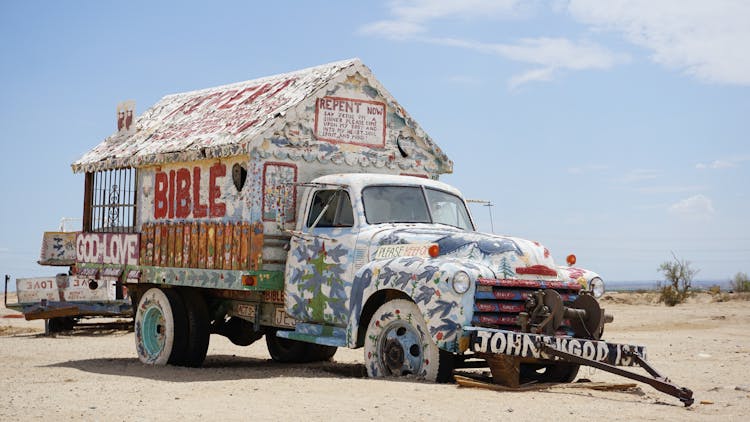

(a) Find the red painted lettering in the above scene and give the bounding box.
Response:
[168,170,176,219]
[154,172,168,218]
[219,87,256,109]
[152,165,227,220]
[209,163,226,218]
[175,168,191,218]
[193,167,208,218]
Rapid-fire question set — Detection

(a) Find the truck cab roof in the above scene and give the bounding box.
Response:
[310,173,464,198]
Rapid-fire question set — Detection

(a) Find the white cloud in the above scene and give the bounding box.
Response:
[567,0,750,85]
[360,0,529,39]
[425,36,628,88]
[696,155,750,170]
[618,168,660,184]
[359,20,425,39]
[446,75,483,85]
[482,37,627,70]
[635,185,706,194]
[669,194,715,220]
[359,0,628,88]
[567,164,608,175]
[384,0,529,24]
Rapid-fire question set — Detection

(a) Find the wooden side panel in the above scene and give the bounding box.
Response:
[182,223,191,268]
[160,224,169,267]
[250,222,264,270]
[167,224,176,267]
[206,223,216,269]
[198,223,207,269]
[148,224,155,266]
[174,223,184,268]
[240,223,250,270]
[141,220,266,270]
[153,225,162,267]
[140,223,149,266]
[223,223,233,270]
[231,223,242,270]
[189,222,198,268]
[215,223,225,270]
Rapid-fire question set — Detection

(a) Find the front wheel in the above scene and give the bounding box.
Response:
[364,299,453,382]
[520,362,580,383]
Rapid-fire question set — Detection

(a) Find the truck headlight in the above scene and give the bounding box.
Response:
[589,277,605,298]
[452,271,471,294]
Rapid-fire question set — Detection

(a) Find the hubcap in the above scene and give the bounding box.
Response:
[141,306,166,357]
[379,321,423,376]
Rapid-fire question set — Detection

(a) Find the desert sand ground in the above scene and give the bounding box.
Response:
[1,292,748,421]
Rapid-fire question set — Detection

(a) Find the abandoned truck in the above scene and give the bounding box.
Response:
[6,59,692,405]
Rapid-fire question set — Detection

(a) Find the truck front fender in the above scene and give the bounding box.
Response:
[346,256,493,352]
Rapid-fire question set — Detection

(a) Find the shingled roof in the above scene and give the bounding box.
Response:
[72,59,451,174]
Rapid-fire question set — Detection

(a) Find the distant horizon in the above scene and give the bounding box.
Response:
[1,276,736,294]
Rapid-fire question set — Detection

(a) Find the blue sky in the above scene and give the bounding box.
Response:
[0,0,748,285]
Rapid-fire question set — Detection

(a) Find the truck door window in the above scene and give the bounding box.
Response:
[306,189,354,228]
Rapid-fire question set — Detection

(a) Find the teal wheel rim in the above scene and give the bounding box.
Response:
[141,306,166,357]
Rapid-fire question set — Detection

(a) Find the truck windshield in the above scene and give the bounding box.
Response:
[362,185,473,231]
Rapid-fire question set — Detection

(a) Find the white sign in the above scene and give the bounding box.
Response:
[63,277,116,302]
[315,96,386,147]
[16,277,61,304]
[15,276,116,303]
[374,243,434,260]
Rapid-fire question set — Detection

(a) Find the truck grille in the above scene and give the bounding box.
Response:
[472,278,582,334]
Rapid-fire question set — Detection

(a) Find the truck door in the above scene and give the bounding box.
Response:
[284,188,358,326]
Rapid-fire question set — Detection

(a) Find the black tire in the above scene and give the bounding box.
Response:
[265,329,337,363]
[309,344,337,362]
[178,289,210,367]
[224,317,264,346]
[520,363,580,383]
[163,289,188,365]
[46,317,76,334]
[363,299,454,382]
[134,287,188,365]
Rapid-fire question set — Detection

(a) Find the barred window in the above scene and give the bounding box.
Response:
[84,168,137,232]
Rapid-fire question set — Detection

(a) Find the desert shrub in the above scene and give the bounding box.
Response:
[708,285,722,295]
[659,285,683,306]
[731,272,750,292]
[657,252,698,306]
[712,292,731,302]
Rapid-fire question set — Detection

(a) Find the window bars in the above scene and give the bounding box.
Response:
[86,168,137,233]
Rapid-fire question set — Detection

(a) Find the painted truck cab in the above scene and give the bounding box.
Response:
[282,173,605,357]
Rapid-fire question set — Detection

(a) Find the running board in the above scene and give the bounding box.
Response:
[538,341,694,406]
[276,322,347,347]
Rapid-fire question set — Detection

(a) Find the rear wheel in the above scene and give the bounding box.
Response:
[46,317,76,334]
[222,317,264,346]
[364,299,453,382]
[178,289,210,367]
[265,329,337,363]
[134,288,188,365]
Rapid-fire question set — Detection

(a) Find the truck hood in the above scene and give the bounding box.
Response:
[369,226,561,280]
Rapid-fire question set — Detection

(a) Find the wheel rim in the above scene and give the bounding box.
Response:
[141,306,166,357]
[378,320,423,376]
